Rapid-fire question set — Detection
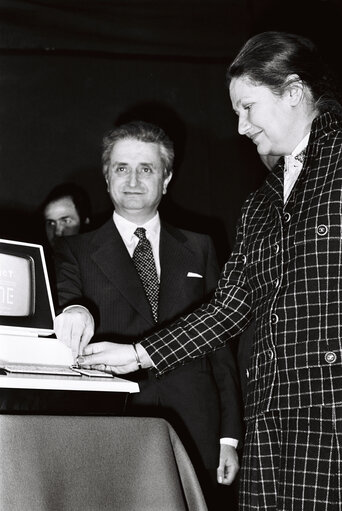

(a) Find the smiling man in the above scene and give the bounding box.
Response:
[104,137,172,222]
[53,120,242,509]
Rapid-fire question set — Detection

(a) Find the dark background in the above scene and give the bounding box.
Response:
[0,0,341,265]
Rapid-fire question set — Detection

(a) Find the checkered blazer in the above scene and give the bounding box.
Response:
[142,111,342,420]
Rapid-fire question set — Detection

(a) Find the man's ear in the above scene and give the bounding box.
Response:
[285,74,304,106]
[162,171,173,195]
[104,173,110,191]
[163,172,173,194]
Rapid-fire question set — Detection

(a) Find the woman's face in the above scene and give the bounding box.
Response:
[229,75,297,156]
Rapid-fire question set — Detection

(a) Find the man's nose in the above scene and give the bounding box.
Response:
[55,223,65,237]
[128,169,139,187]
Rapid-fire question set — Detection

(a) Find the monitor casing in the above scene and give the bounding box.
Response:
[0,238,55,337]
[0,239,72,365]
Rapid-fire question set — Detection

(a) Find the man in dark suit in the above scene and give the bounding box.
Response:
[54,120,242,508]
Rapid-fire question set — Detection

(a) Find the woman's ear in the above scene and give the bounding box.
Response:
[285,74,304,106]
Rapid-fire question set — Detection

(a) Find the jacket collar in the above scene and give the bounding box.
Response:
[158,223,196,322]
[258,111,342,207]
[259,157,284,208]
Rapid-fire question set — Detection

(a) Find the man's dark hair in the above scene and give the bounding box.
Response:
[42,183,91,225]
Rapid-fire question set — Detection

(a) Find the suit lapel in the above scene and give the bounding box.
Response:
[159,224,195,322]
[91,220,155,325]
[260,157,284,210]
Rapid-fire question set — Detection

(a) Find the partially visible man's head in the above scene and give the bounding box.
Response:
[42,183,91,248]
[102,121,174,223]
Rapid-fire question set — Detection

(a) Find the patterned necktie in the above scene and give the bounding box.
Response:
[132,227,159,322]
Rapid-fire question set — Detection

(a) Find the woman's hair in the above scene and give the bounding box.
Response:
[227,31,342,115]
[102,120,174,178]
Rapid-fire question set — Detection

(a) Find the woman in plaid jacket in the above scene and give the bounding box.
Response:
[70,32,342,509]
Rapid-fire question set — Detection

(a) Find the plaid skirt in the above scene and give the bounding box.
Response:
[240,405,342,510]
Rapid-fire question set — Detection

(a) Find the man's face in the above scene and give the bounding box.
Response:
[106,138,172,222]
[44,196,82,247]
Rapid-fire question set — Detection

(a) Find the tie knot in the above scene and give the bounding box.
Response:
[134,227,147,240]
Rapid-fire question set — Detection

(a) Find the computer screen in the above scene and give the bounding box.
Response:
[0,239,55,336]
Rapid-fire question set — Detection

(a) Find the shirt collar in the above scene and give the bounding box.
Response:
[291,133,310,157]
[284,133,310,173]
[113,211,160,244]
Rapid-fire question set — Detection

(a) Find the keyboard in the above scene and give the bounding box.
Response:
[2,363,114,378]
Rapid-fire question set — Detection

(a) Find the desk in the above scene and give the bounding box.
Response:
[0,336,139,413]
[0,371,139,392]
[0,371,139,415]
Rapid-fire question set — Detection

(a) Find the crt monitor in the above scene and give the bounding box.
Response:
[0,239,55,337]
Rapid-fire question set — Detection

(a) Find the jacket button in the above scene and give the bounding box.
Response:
[246,369,250,379]
[271,313,279,324]
[284,212,291,223]
[316,224,328,236]
[241,254,247,264]
[324,352,337,364]
[273,243,280,254]
[266,349,274,360]
[274,278,280,288]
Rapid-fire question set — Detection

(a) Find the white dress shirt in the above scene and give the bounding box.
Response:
[113,211,161,279]
[284,133,310,203]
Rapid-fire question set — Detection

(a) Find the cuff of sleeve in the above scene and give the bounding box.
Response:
[63,305,90,313]
[220,437,238,448]
[136,343,155,369]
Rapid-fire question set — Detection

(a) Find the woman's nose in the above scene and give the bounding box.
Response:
[238,114,250,135]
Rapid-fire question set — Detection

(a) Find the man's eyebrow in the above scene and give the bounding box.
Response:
[46,215,71,222]
[111,161,155,166]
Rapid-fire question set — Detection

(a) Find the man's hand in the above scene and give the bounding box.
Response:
[54,306,94,358]
[77,342,153,374]
[217,444,239,485]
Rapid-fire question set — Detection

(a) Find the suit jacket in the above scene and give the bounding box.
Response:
[54,219,242,469]
[141,111,342,421]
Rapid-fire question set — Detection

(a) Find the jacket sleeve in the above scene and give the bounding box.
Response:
[203,236,243,442]
[53,237,91,311]
[141,196,254,375]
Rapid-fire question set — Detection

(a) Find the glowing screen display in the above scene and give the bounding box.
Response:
[0,253,35,317]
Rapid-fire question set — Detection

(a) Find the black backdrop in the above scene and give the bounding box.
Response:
[0,0,341,264]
